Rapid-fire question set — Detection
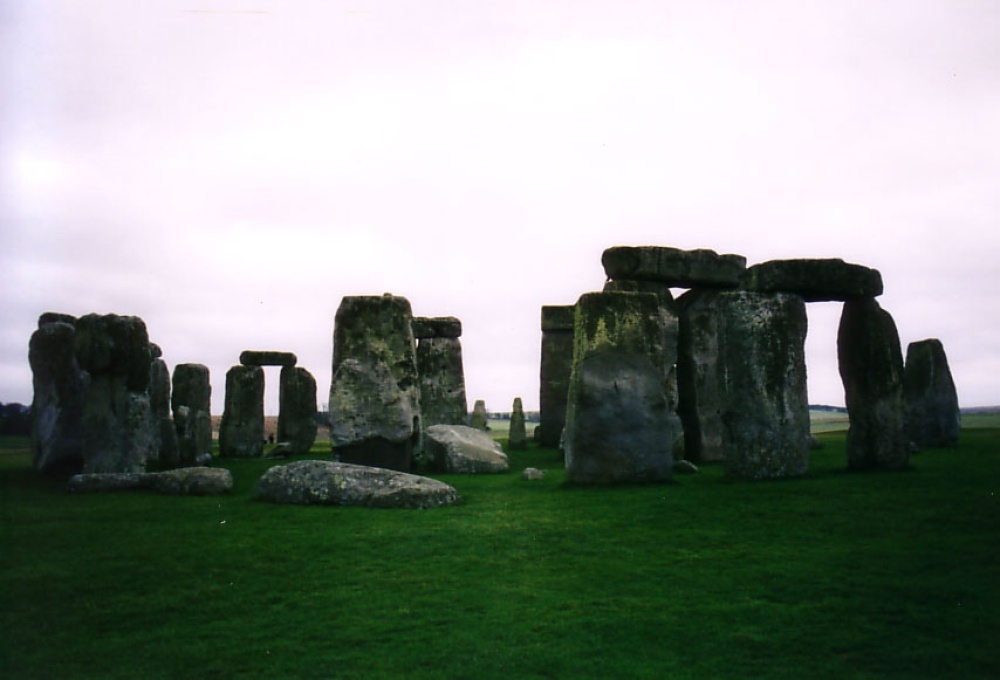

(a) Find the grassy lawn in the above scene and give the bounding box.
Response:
[2,428,998,679]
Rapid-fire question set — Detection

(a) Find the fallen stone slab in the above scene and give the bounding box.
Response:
[252,460,461,508]
[239,350,297,367]
[602,246,746,288]
[740,258,883,301]
[423,424,510,474]
[67,467,233,495]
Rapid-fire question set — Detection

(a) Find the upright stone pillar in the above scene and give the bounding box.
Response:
[838,298,910,470]
[329,294,421,472]
[412,316,468,428]
[278,366,318,455]
[172,364,212,464]
[564,291,681,484]
[676,289,726,463]
[470,400,488,430]
[904,339,960,448]
[219,365,264,458]
[716,291,810,480]
[149,343,179,467]
[28,313,85,476]
[539,305,574,448]
[509,397,527,450]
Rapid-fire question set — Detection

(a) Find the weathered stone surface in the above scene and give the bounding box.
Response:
[741,259,883,301]
[411,316,462,339]
[522,467,546,480]
[602,246,746,288]
[67,467,232,495]
[416,335,468,428]
[29,317,85,476]
[508,397,527,450]
[172,364,212,465]
[470,399,488,430]
[539,305,574,447]
[253,460,461,508]
[564,292,681,484]
[423,424,509,474]
[278,366,318,455]
[38,312,77,328]
[603,279,676,300]
[149,355,179,467]
[904,338,960,448]
[219,365,264,458]
[838,299,910,470]
[676,289,725,463]
[716,292,810,480]
[239,350,297,367]
[329,295,421,471]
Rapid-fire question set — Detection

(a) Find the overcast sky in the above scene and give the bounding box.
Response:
[2,0,998,415]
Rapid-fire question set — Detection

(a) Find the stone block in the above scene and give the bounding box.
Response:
[602,246,746,288]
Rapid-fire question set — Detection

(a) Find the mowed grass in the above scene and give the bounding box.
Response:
[2,428,999,679]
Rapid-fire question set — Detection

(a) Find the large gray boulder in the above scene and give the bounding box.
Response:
[149,351,179,467]
[172,363,212,465]
[329,295,421,472]
[602,246,746,288]
[219,365,264,458]
[414,317,468,428]
[741,259,883,301]
[676,289,726,463]
[564,291,681,484]
[904,338,960,448]
[423,424,509,474]
[29,314,85,476]
[508,397,527,450]
[239,350,297,367]
[252,460,461,508]
[277,366,318,455]
[716,291,810,480]
[838,299,910,470]
[67,467,232,495]
[539,305,574,448]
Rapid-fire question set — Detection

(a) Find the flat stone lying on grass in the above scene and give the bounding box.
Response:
[521,467,546,480]
[423,424,509,474]
[253,460,461,508]
[67,467,233,495]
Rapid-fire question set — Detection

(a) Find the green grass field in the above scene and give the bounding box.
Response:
[2,427,998,679]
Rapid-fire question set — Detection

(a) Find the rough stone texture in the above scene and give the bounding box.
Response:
[423,424,509,474]
[29,316,86,476]
[521,467,546,480]
[741,258,884,302]
[564,291,681,484]
[329,295,421,472]
[172,364,213,465]
[838,299,910,470]
[411,316,462,339]
[508,397,527,450]
[676,288,726,463]
[470,400,488,431]
[715,291,810,480]
[239,350,297,367]
[253,460,461,508]
[416,335,468,428]
[149,354,180,467]
[277,366,318,455]
[602,246,747,288]
[602,279,677,299]
[219,365,265,458]
[904,339,960,448]
[539,305,575,448]
[67,467,232,495]
[74,314,156,474]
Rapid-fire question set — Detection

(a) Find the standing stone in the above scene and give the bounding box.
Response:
[329,294,421,472]
[73,314,156,473]
[838,299,910,470]
[172,364,212,465]
[904,339,960,448]
[29,314,85,476]
[564,291,681,484]
[676,288,726,463]
[509,397,527,450]
[278,366,318,455]
[413,317,468,428]
[539,305,574,447]
[148,346,179,467]
[219,365,264,458]
[715,292,810,480]
[470,400,488,431]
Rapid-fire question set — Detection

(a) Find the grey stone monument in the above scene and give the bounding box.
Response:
[219,365,264,458]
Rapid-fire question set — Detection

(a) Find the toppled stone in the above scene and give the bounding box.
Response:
[416,329,468,428]
[838,299,910,470]
[172,364,212,465]
[673,459,699,474]
[423,424,509,474]
[411,316,462,339]
[470,400,488,430]
[508,397,527,450]
[522,467,546,481]
[219,365,264,458]
[67,467,232,495]
[904,338,960,448]
[29,315,85,476]
[602,246,746,288]
[676,288,726,463]
[239,350,297,367]
[253,460,461,508]
[265,442,294,459]
[741,259,883,301]
[278,366,318,455]
[539,305,575,448]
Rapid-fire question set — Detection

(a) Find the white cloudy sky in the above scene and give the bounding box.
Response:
[2,0,998,414]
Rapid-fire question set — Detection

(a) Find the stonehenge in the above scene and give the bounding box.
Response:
[172,363,212,464]
[412,316,468,428]
[538,305,574,448]
[904,339,960,448]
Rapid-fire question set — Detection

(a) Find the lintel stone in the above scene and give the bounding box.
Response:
[239,350,297,367]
